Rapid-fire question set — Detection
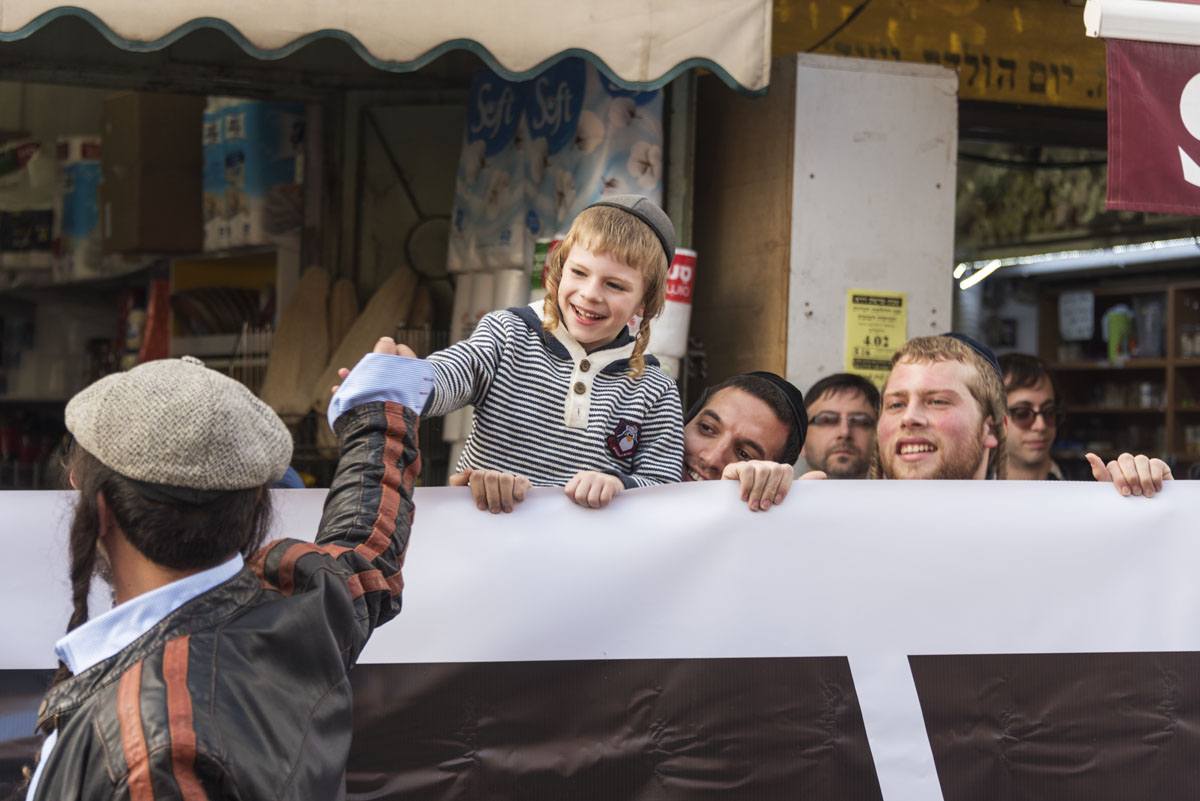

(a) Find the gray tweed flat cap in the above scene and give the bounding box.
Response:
[65,356,292,490]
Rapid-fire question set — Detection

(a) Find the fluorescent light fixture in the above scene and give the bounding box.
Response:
[958,259,1002,290]
[952,262,968,279]
[954,236,1200,289]
[1084,0,1200,46]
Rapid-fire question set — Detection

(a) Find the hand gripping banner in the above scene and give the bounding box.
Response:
[3,481,1200,801]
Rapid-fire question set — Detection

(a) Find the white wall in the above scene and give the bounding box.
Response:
[785,56,957,393]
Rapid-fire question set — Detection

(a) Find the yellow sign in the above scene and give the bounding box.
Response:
[773,0,1106,110]
[845,289,906,386]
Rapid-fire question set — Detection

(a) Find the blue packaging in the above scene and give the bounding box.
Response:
[54,137,102,279]
[446,71,528,272]
[224,99,305,246]
[202,97,227,251]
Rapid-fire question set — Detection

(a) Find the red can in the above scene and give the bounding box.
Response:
[665,248,696,304]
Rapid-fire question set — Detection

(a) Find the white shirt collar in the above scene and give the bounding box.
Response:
[55,554,244,674]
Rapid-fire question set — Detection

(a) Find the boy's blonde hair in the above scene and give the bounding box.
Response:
[870,335,1008,479]
[542,205,668,377]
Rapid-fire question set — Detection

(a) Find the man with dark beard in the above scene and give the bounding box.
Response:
[23,340,430,801]
[801,373,879,480]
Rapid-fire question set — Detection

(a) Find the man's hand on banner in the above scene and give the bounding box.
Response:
[330,337,418,394]
[450,469,532,514]
[564,471,624,509]
[720,461,794,512]
[1086,452,1173,498]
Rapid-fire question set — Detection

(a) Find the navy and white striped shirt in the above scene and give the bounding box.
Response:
[427,304,684,489]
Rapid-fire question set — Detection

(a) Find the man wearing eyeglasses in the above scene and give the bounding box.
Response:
[999,354,1065,481]
[801,373,880,479]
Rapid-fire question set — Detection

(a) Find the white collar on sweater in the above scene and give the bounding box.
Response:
[529,301,637,429]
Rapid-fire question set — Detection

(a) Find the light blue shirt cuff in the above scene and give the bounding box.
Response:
[327,352,436,431]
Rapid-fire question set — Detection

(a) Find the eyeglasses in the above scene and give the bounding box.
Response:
[1007,404,1065,429]
[808,412,877,429]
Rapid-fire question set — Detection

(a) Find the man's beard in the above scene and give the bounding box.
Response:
[881,437,986,480]
[820,445,869,479]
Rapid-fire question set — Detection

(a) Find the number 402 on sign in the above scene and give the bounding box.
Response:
[844,289,906,388]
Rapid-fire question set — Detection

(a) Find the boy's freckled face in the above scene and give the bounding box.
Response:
[556,246,646,350]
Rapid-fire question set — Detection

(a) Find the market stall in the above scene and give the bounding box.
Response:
[0,0,772,488]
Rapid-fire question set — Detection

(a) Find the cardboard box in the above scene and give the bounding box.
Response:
[101,92,204,253]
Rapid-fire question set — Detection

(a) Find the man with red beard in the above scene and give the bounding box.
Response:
[873,334,1171,494]
[873,334,1007,480]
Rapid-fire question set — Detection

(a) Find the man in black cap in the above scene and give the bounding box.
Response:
[23,338,431,801]
[873,334,1170,492]
[681,371,813,511]
[873,333,1007,480]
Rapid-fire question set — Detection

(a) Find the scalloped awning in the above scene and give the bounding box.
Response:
[0,1,773,92]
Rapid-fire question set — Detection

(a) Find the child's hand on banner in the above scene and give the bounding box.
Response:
[451,469,532,514]
[564,471,623,509]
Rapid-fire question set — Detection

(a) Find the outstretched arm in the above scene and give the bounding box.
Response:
[254,338,431,660]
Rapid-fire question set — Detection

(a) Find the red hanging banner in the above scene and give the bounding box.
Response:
[1107,37,1200,214]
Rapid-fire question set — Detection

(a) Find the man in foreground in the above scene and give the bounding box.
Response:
[800,373,879,480]
[25,340,428,800]
[873,334,1007,480]
[873,334,1171,492]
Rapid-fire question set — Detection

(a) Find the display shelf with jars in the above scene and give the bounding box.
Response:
[1039,279,1200,467]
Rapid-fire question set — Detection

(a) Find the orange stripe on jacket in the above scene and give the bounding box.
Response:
[164,636,206,801]
[359,406,409,561]
[117,661,153,801]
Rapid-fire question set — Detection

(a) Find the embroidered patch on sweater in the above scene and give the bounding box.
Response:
[606,419,641,460]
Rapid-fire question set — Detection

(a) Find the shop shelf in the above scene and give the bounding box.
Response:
[1049,359,1168,371]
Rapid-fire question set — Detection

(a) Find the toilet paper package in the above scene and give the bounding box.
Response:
[223,99,305,247]
[447,440,467,474]
[53,136,103,280]
[449,271,476,343]
[647,248,696,359]
[0,141,55,271]
[442,271,477,444]
[493,268,529,310]
[530,237,559,303]
[525,58,664,240]
[467,271,497,331]
[656,356,682,382]
[447,71,529,273]
[202,97,228,251]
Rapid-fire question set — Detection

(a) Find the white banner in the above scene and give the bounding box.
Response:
[3,481,1198,801]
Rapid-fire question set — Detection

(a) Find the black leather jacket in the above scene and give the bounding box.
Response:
[29,401,420,801]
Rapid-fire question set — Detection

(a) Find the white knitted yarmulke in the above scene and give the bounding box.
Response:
[65,356,293,490]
